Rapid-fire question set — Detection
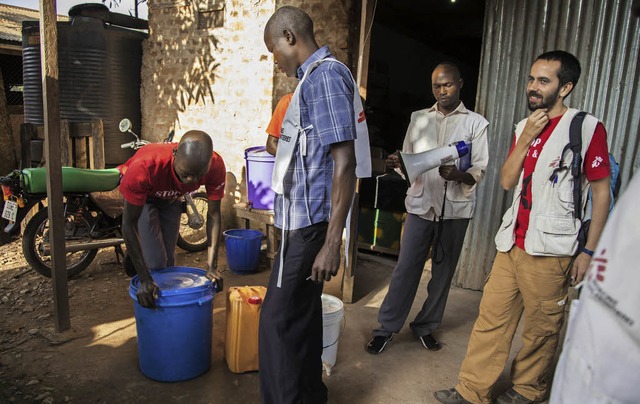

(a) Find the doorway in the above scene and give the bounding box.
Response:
[364,0,486,153]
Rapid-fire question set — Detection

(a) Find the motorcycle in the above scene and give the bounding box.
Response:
[0,119,208,278]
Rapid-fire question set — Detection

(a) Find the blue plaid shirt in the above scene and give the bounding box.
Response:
[274,46,357,230]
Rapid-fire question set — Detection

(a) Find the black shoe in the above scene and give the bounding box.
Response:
[495,388,541,404]
[433,388,471,404]
[419,334,441,351]
[365,335,392,354]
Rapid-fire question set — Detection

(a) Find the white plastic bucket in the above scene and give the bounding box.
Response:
[321,294,344,376]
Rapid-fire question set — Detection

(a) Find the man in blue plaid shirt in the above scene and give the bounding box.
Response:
[259,6,361,404]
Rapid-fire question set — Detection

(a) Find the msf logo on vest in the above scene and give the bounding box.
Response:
[358,110,366,123]
[280,128,291,143]
[588,248,607,282]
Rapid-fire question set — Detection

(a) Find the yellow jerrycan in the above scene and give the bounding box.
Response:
[225,286,267,373]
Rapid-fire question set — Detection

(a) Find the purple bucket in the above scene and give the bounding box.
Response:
[245,146,275,210]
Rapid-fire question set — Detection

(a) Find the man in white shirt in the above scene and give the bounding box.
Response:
[366,62,489,354]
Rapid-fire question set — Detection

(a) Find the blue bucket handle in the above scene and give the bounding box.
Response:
[225,233,244,240]
[197,294,214,306]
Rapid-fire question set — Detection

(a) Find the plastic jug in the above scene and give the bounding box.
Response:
[225,286,267,373]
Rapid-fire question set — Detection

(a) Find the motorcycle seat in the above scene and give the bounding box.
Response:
[22,167,121,194]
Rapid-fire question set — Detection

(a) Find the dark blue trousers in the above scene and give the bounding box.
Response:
[259,222,328,404]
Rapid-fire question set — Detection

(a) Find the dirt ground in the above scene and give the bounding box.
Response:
[0,239,238,403]
[1,237,532,404]
[0,238,404,404]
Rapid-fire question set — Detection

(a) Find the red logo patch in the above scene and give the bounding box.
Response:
[589,248,607,282]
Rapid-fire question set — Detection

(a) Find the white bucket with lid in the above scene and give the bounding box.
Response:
[321,293,344,376]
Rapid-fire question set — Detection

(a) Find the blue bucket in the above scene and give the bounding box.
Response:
[129,266,215,382]
[224,229,263,274]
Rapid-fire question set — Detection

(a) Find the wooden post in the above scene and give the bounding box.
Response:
[40,0,70,332]
[342,188,361,304]
[90,118,105,169]
[74,137,87,168]
[342,0,376,303]
[60,119,71,166]
[355,0,375,99]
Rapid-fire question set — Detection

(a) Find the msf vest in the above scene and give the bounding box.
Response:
[494,108,599,257]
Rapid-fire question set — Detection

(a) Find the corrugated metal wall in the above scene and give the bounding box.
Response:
[454,0,640,290]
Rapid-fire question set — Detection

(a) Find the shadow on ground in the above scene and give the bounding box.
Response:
[1,240,545,403]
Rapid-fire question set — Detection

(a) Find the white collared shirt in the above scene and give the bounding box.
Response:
[402,102,489,220]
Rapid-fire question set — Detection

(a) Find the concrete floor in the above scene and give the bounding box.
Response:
[320,253,485,404]
[3,246,537,403]
[203,251,504,404]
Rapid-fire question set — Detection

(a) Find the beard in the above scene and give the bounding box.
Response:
[527,86,560,111]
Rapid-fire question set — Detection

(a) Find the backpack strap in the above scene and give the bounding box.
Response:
[569,111,587,219]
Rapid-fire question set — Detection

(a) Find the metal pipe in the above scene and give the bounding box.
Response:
[39,238,124,256]
[185,193,205,229]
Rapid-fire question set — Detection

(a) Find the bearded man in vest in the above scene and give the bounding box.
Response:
[435,50,611,404]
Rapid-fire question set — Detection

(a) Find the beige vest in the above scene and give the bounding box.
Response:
[494,108,599,256]
[403,105,489,219]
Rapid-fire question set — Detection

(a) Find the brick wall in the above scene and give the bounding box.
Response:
[141,0,357,226]
[273,0,357,104]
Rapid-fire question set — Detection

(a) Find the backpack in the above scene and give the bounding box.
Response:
[566,112,621,252]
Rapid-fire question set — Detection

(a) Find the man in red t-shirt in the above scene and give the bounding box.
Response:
[436,51,612,404]
[118,130,226,308]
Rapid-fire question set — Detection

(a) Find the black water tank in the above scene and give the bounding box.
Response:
[22,6,147,166]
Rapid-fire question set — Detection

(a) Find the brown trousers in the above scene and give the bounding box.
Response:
[456,247,572,403]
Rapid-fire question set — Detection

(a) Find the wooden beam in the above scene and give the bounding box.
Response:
[342,1,376,303]
[60,119,71,166]
[91,118,105,169]
[355,0,376,99]
[40,0,70,332]
[342,189,360,304]
[75,137,87,168]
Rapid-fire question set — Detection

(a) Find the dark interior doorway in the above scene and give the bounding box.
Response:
[365,0,486,154]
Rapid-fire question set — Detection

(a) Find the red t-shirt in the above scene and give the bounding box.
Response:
[265,93,294,138]
[509,114,610,249]
[118,143,226,206]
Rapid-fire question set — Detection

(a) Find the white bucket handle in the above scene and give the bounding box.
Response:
[322,314,347,349]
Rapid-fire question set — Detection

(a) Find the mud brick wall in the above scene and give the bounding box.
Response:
[273,0,357,104]
[141,0,357,225]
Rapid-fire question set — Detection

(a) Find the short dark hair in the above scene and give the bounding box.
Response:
[433,61,461,80]
[535,50,581,89]
[265,6,314,41]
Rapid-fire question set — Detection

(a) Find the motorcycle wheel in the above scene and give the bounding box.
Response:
[177,192,209,252]
[22,207,98,278]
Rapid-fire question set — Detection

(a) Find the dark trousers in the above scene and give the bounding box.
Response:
[138,199,182,270]
[374,213,470,338]
[259,222,328,404]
